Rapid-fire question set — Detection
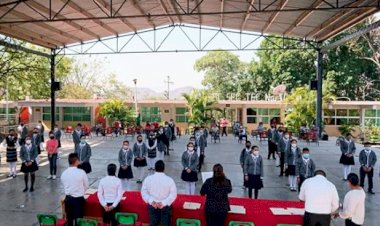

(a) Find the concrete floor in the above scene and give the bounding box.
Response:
[0,134,379,226]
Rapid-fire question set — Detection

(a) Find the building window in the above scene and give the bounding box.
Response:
[246,108,257,124]
[175,107,188,123]
[141,107,161,122]
[42,107,60,121]
[323,109,360,126]
[247,108,280,124]
[0,108,16,114]
[63,107,91,121]
[364,109,380,126]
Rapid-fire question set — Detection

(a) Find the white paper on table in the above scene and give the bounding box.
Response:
[270,208,291,215]
[85,188,97,195]
[287,208,305,215]
[183,202,201,210]
[229,205,246,214]
[201,172,213,183]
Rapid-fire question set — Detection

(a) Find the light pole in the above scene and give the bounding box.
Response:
[133,78,138,116]
[5,77,9,124]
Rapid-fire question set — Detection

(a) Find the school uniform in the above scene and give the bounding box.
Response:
[72,130,81,147]
[4,136,18,177]
[285,146,301,190]
[75,143,92,174]
[146,138,157,169]
[164,127,172,155]
[239,148,251,187]
[296,157,316,192]
[243,154,264,199]
[267,128,277,160]
[54,128,62,148]
[181,150,199,195]
[277,138,291,176]
[31,133,42,154]
[20,144,38,173]
[19,126,28,146]
[359,149,377,193]
[196,133,206,171]
[118,148,134,179]
[133,142,148,182]
[340,139,356,180]
[156,132,169,161]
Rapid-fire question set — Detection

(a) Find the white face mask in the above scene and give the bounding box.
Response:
[26,140,31,145]
[123,145,129,150]
[291,143,297,148]
[188,147,194,152]
[253,150,259,156]
[284,135,290,139]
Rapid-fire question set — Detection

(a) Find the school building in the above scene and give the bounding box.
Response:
[1,98,380,137]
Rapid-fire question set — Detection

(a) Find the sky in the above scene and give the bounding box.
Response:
[69,26,262,92]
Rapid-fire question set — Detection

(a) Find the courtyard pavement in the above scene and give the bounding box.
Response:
[0,133,379,226]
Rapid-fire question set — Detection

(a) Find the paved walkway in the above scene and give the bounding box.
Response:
[0,134,379,226]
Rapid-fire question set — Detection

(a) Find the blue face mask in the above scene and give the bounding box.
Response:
[80,140,86,145]
[303,153,310,159]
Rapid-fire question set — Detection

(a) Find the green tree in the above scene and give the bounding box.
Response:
[99,99,135,125]
[182,89,220,125]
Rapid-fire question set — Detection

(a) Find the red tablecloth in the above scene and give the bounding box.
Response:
[85,191,304,226]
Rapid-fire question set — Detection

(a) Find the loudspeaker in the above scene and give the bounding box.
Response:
[310,80,318,90]
[52,81,61,91]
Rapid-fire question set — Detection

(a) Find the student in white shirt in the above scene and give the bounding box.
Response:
[61,153,89,226]
[299,170,339,226]
[338,173,365,226]
[98,163,123,226]
[141,160,177,226]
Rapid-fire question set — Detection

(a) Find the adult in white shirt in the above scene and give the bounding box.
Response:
[299,170,339,226]
[141,160,177,226]
[339,173,365,226]
[61,153,89,226]
[97,163,123,226]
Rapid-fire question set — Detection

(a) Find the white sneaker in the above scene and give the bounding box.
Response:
[52,175,56,180]
[47,175,52,179]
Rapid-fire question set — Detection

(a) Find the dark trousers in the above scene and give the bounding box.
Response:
[221,127,227,136]
[65,196,85,226]
[360,167,373,191]
[345,219,361,226]
[268,141,276,159]
[279,152,285,175]
[148,205,171,226]
[248,188,259,199]
[206,212,227,226]
[304,212,331,226]
[198,153,205,171]
[298,175,306,193]
[103,203,119,226]
[48,154,58,175]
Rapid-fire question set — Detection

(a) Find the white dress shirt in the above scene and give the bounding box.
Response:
[339,188,366,225]
[299,175,339,214]
[61,167,89,198]
[97,176,123,207]
[141,172,177,207]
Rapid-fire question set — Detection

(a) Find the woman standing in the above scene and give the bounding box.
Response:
[181,142,199,195]
[3,129,18,178]
[285,139,301,191]
[46,132,59,179]
[243,145,264,199]
[146,132,157,170]
[200,164,232,226]
[20,136,38,192]
[156,126,169,161]
[75,135,92,174]
[339,133,356,181]
[133,135,147,183]
[118,140,134,191]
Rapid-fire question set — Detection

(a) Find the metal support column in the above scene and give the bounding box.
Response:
[50,49,56,129]
[316,48,323,138]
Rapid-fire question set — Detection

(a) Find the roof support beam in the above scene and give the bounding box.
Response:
[166,0,182,23]
[157,0,174,24]
[283,0,323,36]
[93,0,137,32]
[131,0,155,28]
[262,0,289,34]
[0,37,50,57]
[61,0,118,35]
[219,0,225,28]
[194,0,203,25]
[241,0,255,31]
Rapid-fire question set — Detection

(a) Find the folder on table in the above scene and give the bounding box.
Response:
[85,188,97,195]
[183,202,201,210]
[270,208,291,215]
[229,205,246,214]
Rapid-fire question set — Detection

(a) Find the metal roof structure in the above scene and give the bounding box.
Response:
[0,0,379,50]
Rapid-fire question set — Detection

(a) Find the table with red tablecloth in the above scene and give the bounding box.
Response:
[85,191,304,226]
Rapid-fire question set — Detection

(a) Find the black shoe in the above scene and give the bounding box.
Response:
[29,187,34,192]
[368,190,375,194]
[23,187,28,192]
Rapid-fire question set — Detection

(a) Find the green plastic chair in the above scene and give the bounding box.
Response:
[36,214,58,226]
[115,212,138,225]
[228,221,254,226]
[176,218,201,226]
[77,218,97,226]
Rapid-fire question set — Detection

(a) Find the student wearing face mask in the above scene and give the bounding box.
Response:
[20,136,38,192]
[118,140,134,191]
[181,142,199,195]
[133,135,148,183]
[277,131,291,177]
[243,146,264,199]
[72,123,82,148]
[146,132,158,170]
[285,139,302,191]
[359,142,377,194]
[75,135,92,174]
[31,127,42,165]
[339,133,356,181]
[296,148,316,192]
[267,124,277,160]
[240,140,252,188]
[195,129,206,172]
[2,129,19,178]
[163,122,172,156]
[156,126,169,161]
[46,132,59,179]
